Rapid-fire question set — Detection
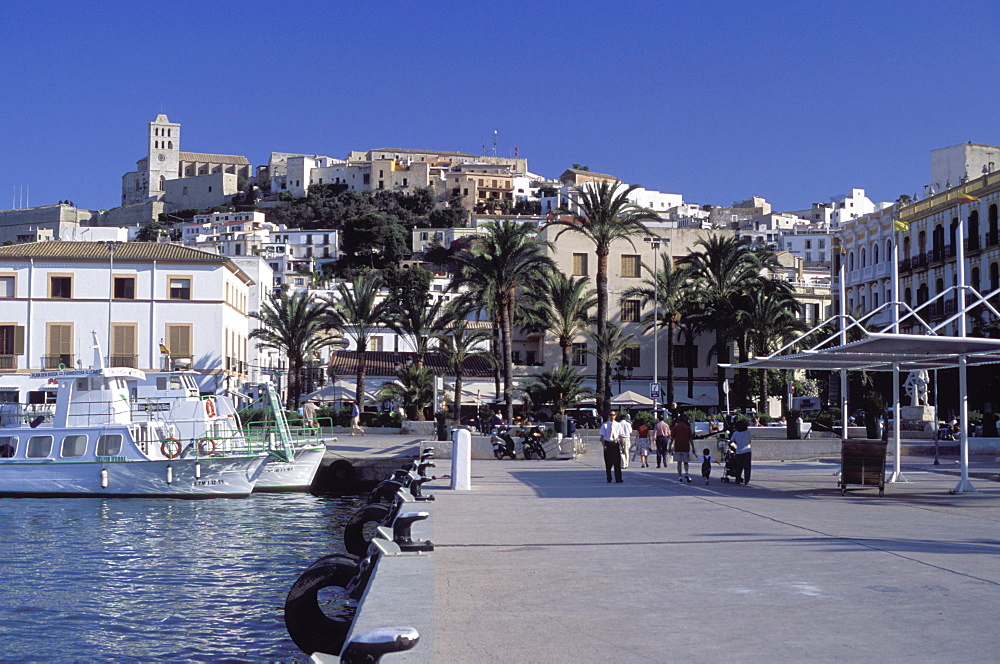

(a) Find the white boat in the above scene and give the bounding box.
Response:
[0,365,269,498]
[131,373,325,492]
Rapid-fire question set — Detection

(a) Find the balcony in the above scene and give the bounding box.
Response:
[0,355,17,371]
[42,354,74,369]
[109,355,138,368]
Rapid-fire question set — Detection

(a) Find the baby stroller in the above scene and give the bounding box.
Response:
[717,438,740,483]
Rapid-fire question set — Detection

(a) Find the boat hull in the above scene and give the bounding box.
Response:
[0,455,269,498]
[254,445,326,492]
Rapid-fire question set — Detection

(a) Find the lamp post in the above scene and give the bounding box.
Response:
[613,360,634,394]
[643,236,663,413]
[105,241,120,367]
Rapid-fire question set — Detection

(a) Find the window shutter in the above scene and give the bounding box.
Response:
[13,326,24,355]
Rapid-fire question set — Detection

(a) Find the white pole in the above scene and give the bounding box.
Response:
[953,200,975,493]
[839,246,848,440]
[652,241,659,414]
[890,231,905,482]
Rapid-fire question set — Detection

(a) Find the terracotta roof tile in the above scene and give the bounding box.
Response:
[0,241,229,262]
[328,351,494,378]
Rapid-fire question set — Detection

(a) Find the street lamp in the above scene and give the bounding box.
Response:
[613,359,634,394]
[643,236,668,413]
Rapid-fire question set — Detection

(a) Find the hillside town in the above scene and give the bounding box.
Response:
[3,113,1000,429]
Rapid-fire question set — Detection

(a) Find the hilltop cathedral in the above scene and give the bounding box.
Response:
[121,114,253,208]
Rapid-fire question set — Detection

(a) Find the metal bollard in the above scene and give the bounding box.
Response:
[417,460,435,477]
[392,511,433,552]
[341,626,419,664]
[408,476,435,501]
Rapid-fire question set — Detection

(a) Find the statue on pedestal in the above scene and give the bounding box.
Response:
[903,370,930,407]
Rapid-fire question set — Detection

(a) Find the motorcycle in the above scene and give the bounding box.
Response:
[491,427,517,460]
[520,425,547,460]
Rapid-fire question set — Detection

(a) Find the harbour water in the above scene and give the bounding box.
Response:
[0,493,364,663]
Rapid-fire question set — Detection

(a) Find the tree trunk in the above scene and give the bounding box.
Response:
[716,330,728,411]
[666,317,676,406]
[287,354,303,411]
[453,370,464,425]
[596,247,610,415]
[492,317,501,403]
[501,289,515,424]
[758,367,768,414]
[356,348,368,410]
[561,340,570,366]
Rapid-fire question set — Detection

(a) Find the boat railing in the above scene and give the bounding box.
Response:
[0,403,56,427]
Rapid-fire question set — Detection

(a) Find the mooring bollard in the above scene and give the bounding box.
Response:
[451,427,472,490]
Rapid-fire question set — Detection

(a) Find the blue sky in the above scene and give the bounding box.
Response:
[2,1,998,213]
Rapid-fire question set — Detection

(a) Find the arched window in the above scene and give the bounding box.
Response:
[991,262,999,291]
[969,209,980,249]
[990,204,998,244]
[918,230,927,254]
[168,141,173,149]
[873,243,880,264]
[848,251,855,271]
[971,266,981,291]
[903,236,911,259]
[159,175,165,191]
[860,248,867,268]
[904,287,911,306]
[167,129,171,137]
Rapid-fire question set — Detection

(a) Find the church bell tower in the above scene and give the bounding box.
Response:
[146,114,181,199]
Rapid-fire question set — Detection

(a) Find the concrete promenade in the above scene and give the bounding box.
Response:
[349,449,1000,662]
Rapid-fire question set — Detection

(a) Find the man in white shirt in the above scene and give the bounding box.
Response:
[599,410,623,483]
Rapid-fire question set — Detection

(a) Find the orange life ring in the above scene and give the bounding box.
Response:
[197,438,216,456]
[205,398,217,418]
[161,438,182,459]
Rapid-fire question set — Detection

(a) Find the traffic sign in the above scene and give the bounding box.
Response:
[650,383,661,400]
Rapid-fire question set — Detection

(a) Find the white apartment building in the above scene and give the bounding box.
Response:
[0,242,256,400]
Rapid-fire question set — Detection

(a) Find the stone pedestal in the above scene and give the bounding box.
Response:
[900,405,936,432]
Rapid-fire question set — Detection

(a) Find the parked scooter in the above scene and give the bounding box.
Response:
[491,427,517,459]
[520,425,547,460]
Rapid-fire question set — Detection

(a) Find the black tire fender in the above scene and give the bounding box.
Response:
[284,553,361,656]
[344,503,392,557]
[367,479,402,504]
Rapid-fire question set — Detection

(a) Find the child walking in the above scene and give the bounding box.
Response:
[697,448,720,485]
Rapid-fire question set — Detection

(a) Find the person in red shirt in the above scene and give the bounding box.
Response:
[635,422,651,467]
[671,414,694,483]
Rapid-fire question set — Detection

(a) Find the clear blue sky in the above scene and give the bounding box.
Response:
[3,0,998,213]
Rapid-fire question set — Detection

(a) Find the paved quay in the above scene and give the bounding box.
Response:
[348,449,1000,663]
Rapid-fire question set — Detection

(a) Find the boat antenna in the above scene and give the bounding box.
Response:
[91,331,106,370]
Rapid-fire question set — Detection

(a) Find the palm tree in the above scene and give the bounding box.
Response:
[451,220,554,422]
[587,323,638,407]
[433,314,491,424]
[680,235,760,409]
[388,294,444,365]
[527,270,597,366]
[620,253,692,406]
[521,364,594,419]
[546,181,656,413]
[324,275,394,409]
[377,362,435,421]
[736,284,806,412]
[250,287,336,410]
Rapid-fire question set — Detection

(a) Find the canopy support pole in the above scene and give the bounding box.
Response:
[889,362,906,482]
[952,201,975,493]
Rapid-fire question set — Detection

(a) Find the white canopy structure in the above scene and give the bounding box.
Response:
[726,198,999,494]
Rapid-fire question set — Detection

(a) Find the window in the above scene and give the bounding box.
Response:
[26,435,53,458]
[113,276,135,299]
[97,434,122,457]
[572,253,588,276]
[168,277,191,300]
[165,324,192,358]
[111,324,138,368]
[61,435,87,458]
[368,337,383,352]
[621,255,641,278]
[621,300,641,322]
[621,347,640,367]
[572,343,588,366]
[0,276,13,298]
[0,325,25,368]
[50,275,72,298]
[45,323,73,369]
[0,436,16,458]
[674,345,699,368]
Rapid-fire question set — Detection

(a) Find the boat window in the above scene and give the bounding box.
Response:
[76,378,90,391]
[97,434,123,456]
[26,435,54,458]
[61,435,87,457]
[169,376,183,390]
[0,436,16,458]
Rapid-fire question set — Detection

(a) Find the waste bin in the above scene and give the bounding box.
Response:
[838,439,888,496]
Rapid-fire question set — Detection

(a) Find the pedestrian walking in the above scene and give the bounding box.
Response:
[618,413,632,469]
[730,419,752,485]
[599,410,623,483]
[671,414,694,483]
[302,399,319,431]
[654,413,671,468]
[636,422,651,467]
[697,447,721,485]
[350,401,365,436]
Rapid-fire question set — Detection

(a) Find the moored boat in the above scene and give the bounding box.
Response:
[0,366,268,498]
[131,372,325,492]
